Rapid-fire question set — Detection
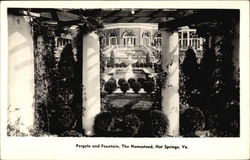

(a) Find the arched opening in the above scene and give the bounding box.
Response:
[153,32,162,47]
[108,31,117,46]
[122,31,136,46]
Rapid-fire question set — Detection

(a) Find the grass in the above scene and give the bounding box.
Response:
[106,93,152,110]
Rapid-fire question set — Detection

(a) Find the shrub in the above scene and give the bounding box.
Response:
[148,63,153,68]
[108,77,116,83]
[154,63,162,72]
[218,102,239,137]
[146,53,151,64]
[147,77,154,82]
[128,78,136,86]
[60,130,83,137]
[104,80,117,94]
[180,107,205,137]
[93,112,114,136]
[132,63,136,67]
[131,81,141,93]
[50,106,75,134]
[120,82,130,93]
[108,62,114,68]
[135,62,140,68]
[143,81,155,93]
[118,78,126,86]
[107,62,111,68]
[150,110,168,137]
[115,63,119,67]
[123,113,142,136]
[139,63,144,68]
[110,50,115,64]
[121,62,127,68]
[137,78,146,88]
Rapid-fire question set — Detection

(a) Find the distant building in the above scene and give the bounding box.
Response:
[178,26,205,63]
[102,23,205,63]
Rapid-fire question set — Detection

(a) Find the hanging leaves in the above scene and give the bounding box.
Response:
[78,15,104,34]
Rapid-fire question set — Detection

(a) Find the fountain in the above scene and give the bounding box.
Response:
[125,50,134,80]
[105,46,147,81]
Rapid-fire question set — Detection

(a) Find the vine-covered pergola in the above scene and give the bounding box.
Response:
[8,8,239,136]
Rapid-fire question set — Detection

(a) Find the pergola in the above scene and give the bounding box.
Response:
[9,8,238,27]
[8,8,239,136]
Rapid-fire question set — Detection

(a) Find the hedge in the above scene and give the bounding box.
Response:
[120,82,130,93]
[104,80,117,94]
[131,81,141,93]
[180,107,205,137]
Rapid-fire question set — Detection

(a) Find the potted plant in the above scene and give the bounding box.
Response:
[128,78,136,86]
[137,78,146,88]
[118,78,126,87]
[104,80,117,94]
[143,81,155,93]
[131,81,141,93]
[120,82,130,93]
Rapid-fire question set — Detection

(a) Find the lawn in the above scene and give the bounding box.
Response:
[105,93,152,110]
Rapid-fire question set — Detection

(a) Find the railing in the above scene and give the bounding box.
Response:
[145,45,161,53]
[116,45,145,50]
[103,45,117,56]
[103,44,162,58]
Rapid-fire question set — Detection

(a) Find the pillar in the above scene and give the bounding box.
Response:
[8,14,35,135]
[187,30,190,47]
[160,28,179,136]
[82,32,101,136]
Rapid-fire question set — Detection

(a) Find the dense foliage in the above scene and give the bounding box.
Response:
[150,110,169,137]
[179,14,239,137]
[24,14,104,136]
[132,62,153,68]
[143,81,155,94]
[137,78,146,88]
[123,113,142,136]
[118,78,126,86]
[104,80,117,94]
[180,107,205,137]
[49,44,80,134]
[93,108,168,137]
[131,81,141,93]
[128,78,136,86]
[120,82,130,93]
[151,69,167,110]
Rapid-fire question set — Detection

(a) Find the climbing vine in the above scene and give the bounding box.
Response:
[179,11,240,136]
[78,15,103,34]
[32,18,57,135]
[28,14,104,136]
[151,59,168,111]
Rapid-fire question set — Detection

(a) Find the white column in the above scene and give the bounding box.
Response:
[180,31,183,49]
[187,31,190,47]
[160,29,179,137]
[8,15,35,135]
[82,32,101,136]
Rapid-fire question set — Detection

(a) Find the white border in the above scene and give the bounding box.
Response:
[1,1,249,160]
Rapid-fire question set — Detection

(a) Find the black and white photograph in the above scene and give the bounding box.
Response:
[1,1,249,160]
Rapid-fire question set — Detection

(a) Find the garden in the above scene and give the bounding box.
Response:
[7,9,239,138]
